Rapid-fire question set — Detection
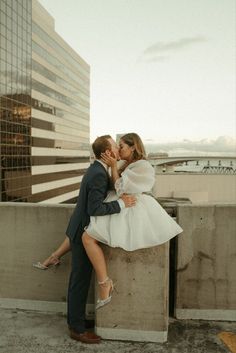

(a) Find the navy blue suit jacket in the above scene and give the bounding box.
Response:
[66,160,121,241]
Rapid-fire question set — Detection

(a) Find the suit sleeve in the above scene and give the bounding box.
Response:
[87,172,121,216]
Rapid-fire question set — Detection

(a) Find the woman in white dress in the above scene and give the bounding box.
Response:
[82,133,183,309]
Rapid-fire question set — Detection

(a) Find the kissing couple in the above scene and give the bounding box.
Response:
[34,132,183,344]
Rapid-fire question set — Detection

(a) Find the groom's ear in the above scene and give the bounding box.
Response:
[104,149,111,156]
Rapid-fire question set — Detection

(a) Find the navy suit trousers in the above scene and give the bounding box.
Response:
[67,235,93,333]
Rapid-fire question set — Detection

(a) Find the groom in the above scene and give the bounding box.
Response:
[66,135,136,344]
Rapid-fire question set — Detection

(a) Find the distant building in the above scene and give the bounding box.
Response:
[151,156,236,204]
[147,152,169,159]
[0,0,90,203]
[116,133,125,143]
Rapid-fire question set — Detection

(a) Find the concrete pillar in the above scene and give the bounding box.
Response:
[175,204,236,321]
[95,243,169,343]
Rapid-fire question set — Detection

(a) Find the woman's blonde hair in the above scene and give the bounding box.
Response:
[120,133,146,161]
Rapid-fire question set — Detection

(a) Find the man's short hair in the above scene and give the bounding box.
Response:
[92,135,112,159]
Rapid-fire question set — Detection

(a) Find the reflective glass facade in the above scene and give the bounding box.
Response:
[0,0,32,201]
[0,0,90,203]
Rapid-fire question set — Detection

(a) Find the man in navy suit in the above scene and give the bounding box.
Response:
[66,135,136,344]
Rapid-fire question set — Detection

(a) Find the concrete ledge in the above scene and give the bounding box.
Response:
[0,298,67,313]
[176,309,236,322]
[0,298,94,318]
[96,327,168,343]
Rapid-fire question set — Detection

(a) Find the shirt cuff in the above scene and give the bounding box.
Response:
[117,199,125,209]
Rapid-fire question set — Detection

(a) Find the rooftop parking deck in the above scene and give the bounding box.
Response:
[0,307,235,353]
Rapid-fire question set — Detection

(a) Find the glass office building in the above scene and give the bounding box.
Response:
[0,0,90,203]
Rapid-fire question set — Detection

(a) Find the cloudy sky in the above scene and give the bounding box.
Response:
[39,0,235,153]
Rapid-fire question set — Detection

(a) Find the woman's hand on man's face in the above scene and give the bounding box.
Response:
[101,152,117,167]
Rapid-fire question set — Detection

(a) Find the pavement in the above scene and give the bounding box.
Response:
[0,308,235,353]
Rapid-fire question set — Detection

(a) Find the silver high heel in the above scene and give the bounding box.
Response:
[96,277,114,310]
[33,253,60,270]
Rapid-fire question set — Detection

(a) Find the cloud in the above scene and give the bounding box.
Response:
[140,36,207,63]
[145,55,169,63]
[145,136,236,156]
[144,36,207,54]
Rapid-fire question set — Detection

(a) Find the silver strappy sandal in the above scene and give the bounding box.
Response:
[96,277,114,310]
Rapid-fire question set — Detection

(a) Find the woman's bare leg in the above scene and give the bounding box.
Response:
[42,236,71,267]
[82,232,111,300]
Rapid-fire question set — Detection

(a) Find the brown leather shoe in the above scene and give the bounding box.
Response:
[70,329,101,344]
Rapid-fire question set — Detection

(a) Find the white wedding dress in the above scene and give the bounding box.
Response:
[86,159,183,251]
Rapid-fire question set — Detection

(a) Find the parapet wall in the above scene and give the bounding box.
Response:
[153,174,236,203]
[176,204,236,321]
[0,202,96,314]
[0,202,235,327]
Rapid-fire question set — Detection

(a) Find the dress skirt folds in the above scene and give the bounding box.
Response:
[86,160,183,251]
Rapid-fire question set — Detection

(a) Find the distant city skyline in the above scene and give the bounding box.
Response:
[39,0,235,147]
[145,135,236,156]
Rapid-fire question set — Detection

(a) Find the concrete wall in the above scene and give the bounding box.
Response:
[0,202,169,342]
[153,174,236,203]
[0,202,93,316]
[0,202,235,342]
[176,204,236,321]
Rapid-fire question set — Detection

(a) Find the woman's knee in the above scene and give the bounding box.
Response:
[82,232,94,246]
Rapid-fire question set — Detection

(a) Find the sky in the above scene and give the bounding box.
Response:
[38,0,236,152]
